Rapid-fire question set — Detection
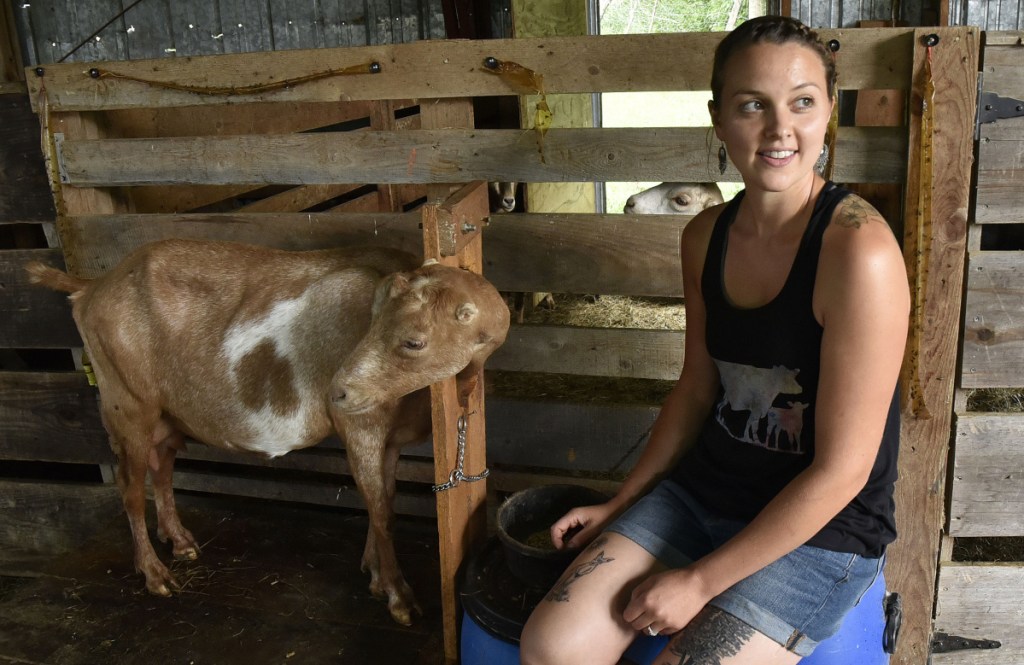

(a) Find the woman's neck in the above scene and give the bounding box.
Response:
[735,174,824,239]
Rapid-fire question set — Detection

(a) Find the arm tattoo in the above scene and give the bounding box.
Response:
[835,196,881,229]
[544,541,615,603]
[663,607,755,665]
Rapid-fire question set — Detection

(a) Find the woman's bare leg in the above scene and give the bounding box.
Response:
[520,532,665,665]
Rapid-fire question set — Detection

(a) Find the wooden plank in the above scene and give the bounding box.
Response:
[167,1,226,57]
[983,31,1024,46]
[0,480,122,559]
[25,30,916,112]
[123,0,176,60]
[172,468,438,517]
[489,324,684,380]
[949,412,1024,537]
[1,0,23,83]
[982,42,1024,96]
[887,27,979,665]
[422,178,490,665]
[60,210,690,297]
[961,251,1024,388]
[0,369,657,475]
[0,249,80,349]
[932,562,1024,664]
[0,371,110,463]
[54,126,907,187]
[0,95,57,221]
[975,182,1024,224]
[976,137,1024,180]
[979,114,1024,142]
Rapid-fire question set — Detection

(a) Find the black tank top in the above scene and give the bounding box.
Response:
[671,183,899,557]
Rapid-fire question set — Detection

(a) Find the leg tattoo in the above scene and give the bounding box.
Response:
[665,607,755,665]
[545,537,615,603]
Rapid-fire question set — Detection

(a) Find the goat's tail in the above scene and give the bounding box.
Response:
[25,261,89,294]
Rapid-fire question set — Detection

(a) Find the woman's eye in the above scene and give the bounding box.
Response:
[740,100,762,112]
[795,97,815,109]
[402,339,426,351]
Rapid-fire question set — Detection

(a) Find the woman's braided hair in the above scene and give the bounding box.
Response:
[710,16,836,109]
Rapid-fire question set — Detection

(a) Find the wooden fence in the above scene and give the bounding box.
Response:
[0,27,985,664]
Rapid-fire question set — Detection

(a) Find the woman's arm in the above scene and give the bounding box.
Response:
[625,194,910,633]
[551,206,724,549]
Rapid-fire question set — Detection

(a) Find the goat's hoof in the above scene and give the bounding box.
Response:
[175,546,199,561]
[149,582,173,597]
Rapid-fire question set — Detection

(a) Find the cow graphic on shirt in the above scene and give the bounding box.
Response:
[714,359,808,453]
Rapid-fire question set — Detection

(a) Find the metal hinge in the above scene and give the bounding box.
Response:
[931,631,1001,654]
[978,91,1024,124]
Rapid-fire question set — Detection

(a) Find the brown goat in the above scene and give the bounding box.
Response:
[27,238,510,626]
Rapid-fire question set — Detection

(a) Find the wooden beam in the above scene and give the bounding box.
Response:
[26,31,916,112]
[53,126,907,187]
[887,27,978,665]
[422,181,492,665]
[933,562,1024,664]
[0,249,80,349]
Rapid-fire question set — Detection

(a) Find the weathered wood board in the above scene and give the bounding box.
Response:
[948,412,1024,537]
[933,562,1024,664]
[26,31,916,112]
[961,251,1024,388]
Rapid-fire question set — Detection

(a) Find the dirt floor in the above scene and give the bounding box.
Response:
[0,492,447,665]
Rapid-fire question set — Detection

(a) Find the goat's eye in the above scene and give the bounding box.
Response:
[673,196,691,207]
[402,339,426,351]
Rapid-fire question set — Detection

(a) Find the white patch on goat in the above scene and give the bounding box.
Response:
[222,293,318,456]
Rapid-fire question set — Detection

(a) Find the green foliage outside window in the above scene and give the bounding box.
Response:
[599,0,749,34]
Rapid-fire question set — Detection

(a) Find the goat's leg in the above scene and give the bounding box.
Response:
[111,434,179,596]
[360,441,402,586]
[346,422,420,625]
[150,431,199,560]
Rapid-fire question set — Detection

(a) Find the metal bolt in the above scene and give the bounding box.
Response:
[924,33,940,47]
[34,66,44,77]
[369,61,381,73]
[483,56,499,69]
[89,68,100,78]
[827,39,840,52]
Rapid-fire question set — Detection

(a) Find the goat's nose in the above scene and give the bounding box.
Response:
[502,196,515,208]
[332,389,347,404]
[624,198,636,211]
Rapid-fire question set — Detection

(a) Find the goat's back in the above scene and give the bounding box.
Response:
[73,239,419,453]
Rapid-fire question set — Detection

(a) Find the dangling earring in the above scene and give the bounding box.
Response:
[718,145,728,175]
[814,144,829,175]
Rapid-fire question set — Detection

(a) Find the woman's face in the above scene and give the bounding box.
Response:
[711,42,833,194]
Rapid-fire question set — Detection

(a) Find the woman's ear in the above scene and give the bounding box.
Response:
[708,100,723,140]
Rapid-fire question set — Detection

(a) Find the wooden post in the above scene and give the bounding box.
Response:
[887,27,978,665]
[422,180,491,665]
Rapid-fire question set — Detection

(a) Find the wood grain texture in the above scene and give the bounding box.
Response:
[961,251,1024,388]
[887,27,978,665]
[933,562,1024,664]
[949,412,1024,536]
[26,30,916,112]
[0,249,80,349]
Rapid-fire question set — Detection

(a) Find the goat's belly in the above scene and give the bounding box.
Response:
[171,401,329,458]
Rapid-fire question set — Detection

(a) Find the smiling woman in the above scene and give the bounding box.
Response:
[520,15,909,665]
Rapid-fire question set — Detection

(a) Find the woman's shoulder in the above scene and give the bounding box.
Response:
[817,190,908,304]
[823,191,903,257]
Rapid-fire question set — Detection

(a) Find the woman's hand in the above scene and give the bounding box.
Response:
[549,502,619,550]
[623,567,713,636]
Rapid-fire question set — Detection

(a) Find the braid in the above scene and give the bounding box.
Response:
[710,16,836,108]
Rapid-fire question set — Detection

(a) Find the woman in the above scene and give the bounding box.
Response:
[520,15,909,665]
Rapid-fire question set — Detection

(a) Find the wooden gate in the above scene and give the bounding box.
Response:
[933,30,1024,665]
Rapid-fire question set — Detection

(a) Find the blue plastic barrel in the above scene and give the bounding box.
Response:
[461,537,890,665]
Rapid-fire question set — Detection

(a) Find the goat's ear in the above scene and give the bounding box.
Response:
[372,273,410,316]
[456,302,478,324]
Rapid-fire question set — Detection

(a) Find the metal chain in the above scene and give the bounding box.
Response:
[432,413,489,492]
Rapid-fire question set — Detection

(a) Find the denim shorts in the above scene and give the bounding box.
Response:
[606,479,884,657]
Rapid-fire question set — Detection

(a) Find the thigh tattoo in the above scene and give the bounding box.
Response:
[544,536,615,603]
[662,607,755,665]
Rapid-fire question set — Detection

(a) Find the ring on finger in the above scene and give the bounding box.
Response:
[644,625,658,637]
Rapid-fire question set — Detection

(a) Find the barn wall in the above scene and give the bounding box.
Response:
[11,0,448,66]
[932,30,1024,665]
